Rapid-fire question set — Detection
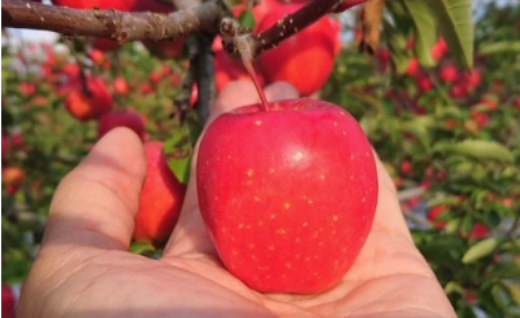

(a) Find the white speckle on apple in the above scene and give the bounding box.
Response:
[255,120,262,126]
[318,241,324,246]
[285,263,292,269]
[302,222,309,227]
[292,151,304,161]
[333,121,338,126]
[308,199,314,205]
[362,196,366,202]
[254,196,260,202]
[268,245,275,251]
[249,243,255,249]
[332,230,337,235]
[295,238,301,243]
[305,257,311,262]
[332,215,339,222]
[238,223,244,229]
[247,169,254,177]
[269,168,275,174]
[232,250,238,255]
[284,202,291,209]
[319,174,326,180]
[276,228,287,235]
[349,175,354,180]
[251,255,257,261]
[342,131,347,136]
[270,214,276,219]
[313,231,319,238]
[258,221,264,226]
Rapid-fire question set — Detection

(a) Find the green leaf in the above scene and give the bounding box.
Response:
[423,0,474,69]
[462,237,499,264]
[434,140,514,163]
[164,125,193,185]
[480,41,520,55]
[129,241,156,255]
[401,0,437,67]
[444,281,465,295]
[504,282,520,307]
[383,19,411,75]
[238,10,256,30]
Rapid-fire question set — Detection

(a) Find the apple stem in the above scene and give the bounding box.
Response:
[242,59,269,111]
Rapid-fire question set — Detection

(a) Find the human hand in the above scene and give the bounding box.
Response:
[18,80,456,318]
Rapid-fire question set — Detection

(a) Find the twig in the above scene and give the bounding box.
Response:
[2,0,226,42]
[194,33,215,123]
[398,187,426,202]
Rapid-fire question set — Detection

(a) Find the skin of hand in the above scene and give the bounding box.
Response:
[17,80,456,318]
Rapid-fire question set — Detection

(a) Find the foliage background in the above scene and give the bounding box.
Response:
[2,1,520,317]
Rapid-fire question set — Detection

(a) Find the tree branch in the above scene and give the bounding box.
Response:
[253,0,340,56]
[2,0,226,42]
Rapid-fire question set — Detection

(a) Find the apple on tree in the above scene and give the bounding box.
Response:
[257,3,340,96]
[197,98,378,294]
[65,76,113,121]
[134,142,187,246]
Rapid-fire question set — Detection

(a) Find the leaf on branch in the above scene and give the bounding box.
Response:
[423,0,474,69]
[433,140,515,163]
[401,0,437,67]
[359,0,386,54]
[462,237,499,264]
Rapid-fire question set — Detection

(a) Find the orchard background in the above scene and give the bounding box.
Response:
[2,0,520,317]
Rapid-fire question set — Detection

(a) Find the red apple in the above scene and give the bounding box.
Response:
[98,109,146,141]
[197,98,378,294]
[430,38,448,61]
[468,223,489,240]
[416,73,432,92]
[2,284,15,318]
[405,58,419,76]
[513,97,520,110]
[439,64,458,84]
[134,141,187,246]
[2,166,24,195]
[65,77,114,121]
[400,160,411,175]
[427,205,447,230]
[113,77,129,95]
[257,4,339,96]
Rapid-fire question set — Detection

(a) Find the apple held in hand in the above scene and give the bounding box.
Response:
[197,99,378,294]
[98,109,146,141]
[134,142,187,246]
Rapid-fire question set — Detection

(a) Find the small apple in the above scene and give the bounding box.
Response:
[439,64,458,84]
[2,284,15,318]
[197,98,378,294]
[468,223,489,240]
[257,4,339,96]
[134,141,187,246]
[513,97,520,110]
[400,160,411,175]
[65,77,114,121]
[2,166,24,195]
[416,73,432,92]
[405,58,419,76]
[430,38,448,61]
[113,77,129,96]
[427,205,447,230]
[98,109,146,141]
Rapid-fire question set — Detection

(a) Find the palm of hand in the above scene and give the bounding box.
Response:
[18,82,455,318]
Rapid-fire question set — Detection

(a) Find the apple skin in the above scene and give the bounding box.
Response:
[197,99,378,294]
[439,64,458,84]
[257,4,338,96]
[65,77,113,121]
[2,284,15,318]
[134,142,187,246]
[98,109,146,141]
